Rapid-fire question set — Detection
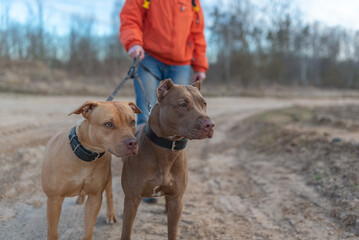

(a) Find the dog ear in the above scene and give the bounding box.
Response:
[128,102,142,114]
[69,101,99,118]
[157,78,174,101]
[191,80,201,90]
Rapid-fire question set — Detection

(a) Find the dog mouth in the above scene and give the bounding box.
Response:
[184,128,214,140]
[129,148,138,155]
[107,147,138,157]
[206,129,214,138]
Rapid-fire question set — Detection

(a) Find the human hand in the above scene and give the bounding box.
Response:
[191,71,206,83]
[128,45,145,60]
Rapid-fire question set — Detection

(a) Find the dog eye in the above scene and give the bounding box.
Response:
[179,103,187,108]
[203,101,207,106]
[105,122,113,128]
[130,120,135,126]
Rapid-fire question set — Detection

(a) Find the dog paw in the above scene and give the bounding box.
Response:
[76,195,85,205]
[106,213,118,224]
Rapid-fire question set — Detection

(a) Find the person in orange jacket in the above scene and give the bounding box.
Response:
[120,0,208,126]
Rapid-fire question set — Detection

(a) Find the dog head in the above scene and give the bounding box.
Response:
[69,101,141,157]
[154,79,214,140]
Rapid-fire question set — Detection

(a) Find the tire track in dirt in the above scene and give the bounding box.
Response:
[180,110,284,239]
[180,104,358,239]
[0,121,73,154]
[0,115,76,204]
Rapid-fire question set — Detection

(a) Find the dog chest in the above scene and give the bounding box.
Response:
[144,177,177,197]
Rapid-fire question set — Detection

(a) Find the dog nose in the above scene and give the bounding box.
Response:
[124,138,137,149]
[200,118,215,131]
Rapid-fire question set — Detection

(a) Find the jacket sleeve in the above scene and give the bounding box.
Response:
[190,1,209,72]
[119,0,146,52]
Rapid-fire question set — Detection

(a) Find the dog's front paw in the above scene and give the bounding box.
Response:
[106,212,118,224]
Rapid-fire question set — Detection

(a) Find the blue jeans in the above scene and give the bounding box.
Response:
[134,54,191,125]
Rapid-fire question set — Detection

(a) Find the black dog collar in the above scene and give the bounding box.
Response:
[69,126,105,162]
[145,124,188,151]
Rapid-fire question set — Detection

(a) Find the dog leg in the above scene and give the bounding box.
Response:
[105,170,117,224]
[46,197,64,240]
[166,196,183,240]
[121,196,141,240]
[83,193,102,240]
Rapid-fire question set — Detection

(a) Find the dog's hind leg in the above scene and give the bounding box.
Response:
[76,189,86,205]
[105,170,117,224]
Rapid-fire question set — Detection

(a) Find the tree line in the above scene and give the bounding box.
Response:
[1,0,359,88]
[206,0,359,88]
[0,0,128,80]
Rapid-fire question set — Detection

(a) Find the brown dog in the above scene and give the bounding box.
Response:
[41,100,141,240]
[120,79,215,240]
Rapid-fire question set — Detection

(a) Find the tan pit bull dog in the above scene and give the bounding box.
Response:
[41,100,141,240]
[120,79,215,240]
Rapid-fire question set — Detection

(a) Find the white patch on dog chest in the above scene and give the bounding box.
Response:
[152,186,163,197]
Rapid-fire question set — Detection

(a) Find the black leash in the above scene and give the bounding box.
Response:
[106,57,140,101]
[106,57,157,116]
[139,63,162,82]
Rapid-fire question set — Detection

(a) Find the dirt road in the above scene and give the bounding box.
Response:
[0,93,358,239]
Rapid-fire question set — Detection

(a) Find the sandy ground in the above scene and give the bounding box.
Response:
[1,93,359,240]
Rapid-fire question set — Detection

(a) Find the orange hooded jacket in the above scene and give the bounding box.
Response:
[119,0,208,72]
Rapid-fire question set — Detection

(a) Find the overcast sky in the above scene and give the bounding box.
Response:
[3,0,359,35]
[295,0,359,30]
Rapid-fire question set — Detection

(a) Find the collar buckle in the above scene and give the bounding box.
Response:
[94,152,100,161]
[171,141,176,151]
